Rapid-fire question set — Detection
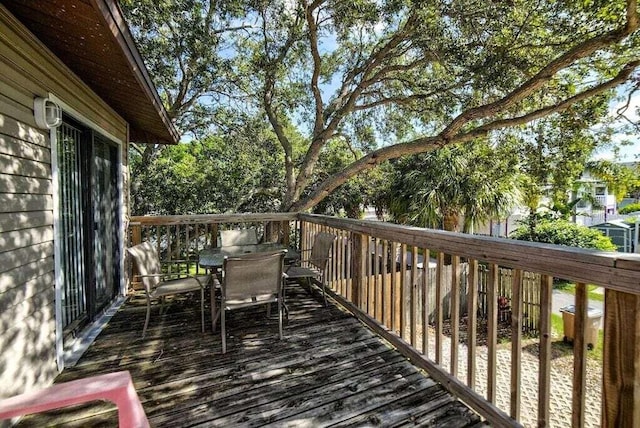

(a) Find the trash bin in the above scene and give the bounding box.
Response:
[559,304,603,350]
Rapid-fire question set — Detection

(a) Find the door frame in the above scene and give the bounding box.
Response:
[49,93,126,371]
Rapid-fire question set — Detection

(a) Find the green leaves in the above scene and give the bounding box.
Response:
[510,218,617,251]
[385,140,521,232]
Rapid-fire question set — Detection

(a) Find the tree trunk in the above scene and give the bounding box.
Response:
[443,212,460,232]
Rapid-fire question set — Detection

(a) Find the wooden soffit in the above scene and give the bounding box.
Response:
[3,0,179,145]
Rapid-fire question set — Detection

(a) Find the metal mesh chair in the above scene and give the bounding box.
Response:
[127,241,208,338]
[285,232,336,306]
[211,250,286,353]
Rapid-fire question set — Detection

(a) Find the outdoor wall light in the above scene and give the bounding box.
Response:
[33,97,62,129]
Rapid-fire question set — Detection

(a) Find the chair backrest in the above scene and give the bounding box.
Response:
[309,232,336,270]
[126,241,162,292]
[222,250,285,301]
[220,228,259,247]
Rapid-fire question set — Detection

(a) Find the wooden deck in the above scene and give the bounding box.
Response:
[18,284,482,427]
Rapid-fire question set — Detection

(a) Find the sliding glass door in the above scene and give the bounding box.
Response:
[56,117,120,338]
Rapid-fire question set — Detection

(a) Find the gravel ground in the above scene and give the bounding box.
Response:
[401,319,602,427]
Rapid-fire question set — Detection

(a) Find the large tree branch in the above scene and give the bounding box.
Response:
[463,61,640,136]
[353,94,427,111]
[305,0,325,135]
[260,6,305,207]
[440,0,639,139]
[290,135,443,211]
[290,18,419,201]
[290,60,640,212]
[354,80,468,111]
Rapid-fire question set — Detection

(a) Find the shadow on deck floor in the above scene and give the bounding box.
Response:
[18,284,483,427]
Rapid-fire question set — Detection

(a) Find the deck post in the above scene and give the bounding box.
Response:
[129,223,142,289]
[130,223,141,246]
[602,289,640,427]
[351,233,367,308]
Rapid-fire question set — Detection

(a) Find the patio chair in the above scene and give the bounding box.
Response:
[0,371,148,427]
[285,232,336,306]
[220,228,258,246]
[127,241,208,338]
[211,250,286,354]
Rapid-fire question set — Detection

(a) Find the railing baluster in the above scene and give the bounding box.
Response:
[335,228,342,296]
[375,238,382,321]
[351,232,366,308]
[364,235,371,314]
[391,241,398,334]
[451,255,460,378]
[603,288,640,428]
[346,230,352,299]
[422,246,430,358]
[467,259,478,389]
[538,274,553,427]
[400,243,407,340]
[382,240,390,328]
[371,236,377,315]
[572,282,588,428]
[435,252,445,366]
[487,263,498,404]
[411,246,418,347]
[511,269,523,420]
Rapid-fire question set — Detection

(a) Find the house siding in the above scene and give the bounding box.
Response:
[0,5,128,400]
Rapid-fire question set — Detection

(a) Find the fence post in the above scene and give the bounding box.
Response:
[129,223,142,290]
[351,233,367,308]
[131,223,141,246]
[602,289,640,427]
[282,220,290,246]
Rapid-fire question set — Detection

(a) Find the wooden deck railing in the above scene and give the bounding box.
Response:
[128,213,298,278]
[127,213,640,427]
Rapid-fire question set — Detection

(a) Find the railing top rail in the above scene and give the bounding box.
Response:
[299,213,640,294]
[130,212,298,226]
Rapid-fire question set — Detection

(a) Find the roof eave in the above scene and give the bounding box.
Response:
[90,0,179,144]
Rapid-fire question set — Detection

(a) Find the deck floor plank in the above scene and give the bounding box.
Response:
[17,285,481,427]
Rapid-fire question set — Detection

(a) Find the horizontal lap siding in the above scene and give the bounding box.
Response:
[0,95,58,399]
[0,5,128,399]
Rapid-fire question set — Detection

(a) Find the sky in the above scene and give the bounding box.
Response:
[591,93,640,162]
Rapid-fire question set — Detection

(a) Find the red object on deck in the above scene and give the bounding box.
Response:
[0,371,149,427]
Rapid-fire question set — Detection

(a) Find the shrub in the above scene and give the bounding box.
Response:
[619,202,640,214]
[510,218,617,251]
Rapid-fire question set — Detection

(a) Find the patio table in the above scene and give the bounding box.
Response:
[198,243,299,270]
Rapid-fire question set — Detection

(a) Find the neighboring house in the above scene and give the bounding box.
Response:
[573,170,617,227]
[0,1,178,401]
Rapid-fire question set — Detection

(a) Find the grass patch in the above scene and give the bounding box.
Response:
[553,282,604,302]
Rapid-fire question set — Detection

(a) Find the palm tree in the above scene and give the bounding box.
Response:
[386,141,521,233]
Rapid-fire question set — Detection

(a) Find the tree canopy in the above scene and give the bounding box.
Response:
[122,0,640,213]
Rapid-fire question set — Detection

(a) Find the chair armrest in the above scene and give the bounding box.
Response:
[134,273,208,288]
[0,371,149,427]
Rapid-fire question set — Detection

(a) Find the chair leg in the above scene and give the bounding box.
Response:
[211,294,219,332]
[282,283,289,320]
[221,308,226,354]
[321,274,327,307]
[278,300,283,340]
[142,298,151,338]
[200,288,205,333]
